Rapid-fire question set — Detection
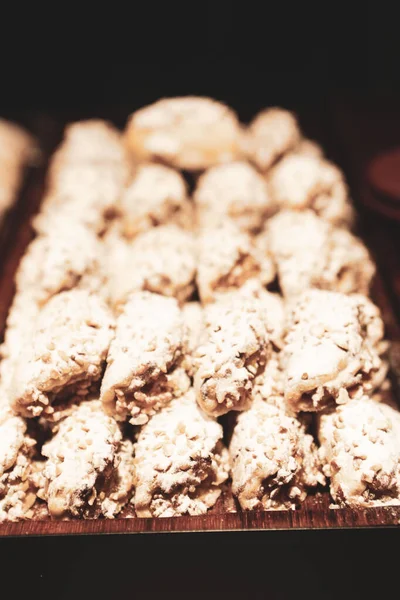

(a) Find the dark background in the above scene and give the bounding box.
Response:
[0,2,399,118]
[1,3,400,598]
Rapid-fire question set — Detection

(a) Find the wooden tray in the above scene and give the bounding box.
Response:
[1,108,400,537]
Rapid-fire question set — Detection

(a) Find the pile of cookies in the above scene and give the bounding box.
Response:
[0,119,36,223]
[1,96,400,522]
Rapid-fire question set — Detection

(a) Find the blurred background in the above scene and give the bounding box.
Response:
[0,2,398,118]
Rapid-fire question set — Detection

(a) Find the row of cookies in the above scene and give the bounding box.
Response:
[121,98,400,509]
[1,98,399,520]
[0,119,36,223]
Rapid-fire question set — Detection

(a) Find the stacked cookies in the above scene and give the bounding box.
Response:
[0,98,398,522]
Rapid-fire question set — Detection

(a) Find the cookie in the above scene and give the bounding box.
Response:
[283,290,388,412]
[101,292,190,424]
[133,389,229,517]
[124,96,242,170]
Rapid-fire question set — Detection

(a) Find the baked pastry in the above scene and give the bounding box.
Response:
[230,396,324,510]
[124,96,242,170]
[194,161,276,233]
[196,221,275,304]
[48,119,128,183]
[268,154,354,227]
[15,223,103,307]
[266,209,375,298]
[133,389,229,517]
[181,302,204,375]
[36,400,134,518]
[318,396,400,507]
[0,119,36,219]
[101,292,190,425]
[10,290,115,420]
[0,406,38,521]
[35,161,129,235]
[283,290,388,412]
[243,108,301,172]
[106,224,196,309]
[194,292,270,416]
[119,162,191,238]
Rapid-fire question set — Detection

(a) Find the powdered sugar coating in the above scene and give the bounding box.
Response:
[119,163,191,238]
[10,290,115,419]
[194,161,276,233]
[244,108,301,172]
[283,290,388,412]
[0,412,37,522]
[125,96,242,170]
[318,397,400,507]
[181,302,204,375]
[133,389,229,517]
[101,292,189,424]
[194,293,270,416]
[230,397,324,510]
[268,154,354,227]
[48,119,128,183]
[267,210,375,298]
[196,221,275,304]
[106,224,196,308]
[15,223,102,306]
[35,161,129,235]
[39,400,126,518]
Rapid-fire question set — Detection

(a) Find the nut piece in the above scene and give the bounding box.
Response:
[101,292,190,424]
[39,400,133,518]
[194,161,276,233]
[0,409,38,522]
[133,389,229,517]
[194,293,271,416]
[267,210,375,298]
[243,108,301,172]
[268,154,354,227]
[119,163,191,238]
[318,396,400,507]
[230,397,324,510]
[196,221,275,304]
[106,224,196,309]
[124,96,242,170]
[10,290,115,419]
[283,290,388,412]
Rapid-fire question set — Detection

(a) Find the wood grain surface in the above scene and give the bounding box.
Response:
[1,102,400,536]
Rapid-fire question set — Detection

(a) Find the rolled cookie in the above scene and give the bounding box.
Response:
[48,119,128,183]
[283,290,388,412]
[0,118,36,218]
[119,162,192,238]
[133,389,229,517]
[243,108,301,172]
[266,210,375,298]
[194,161,276,233]
[196,221,275,304]
[230,397,324,510]
[37,400,134,518]
[194,292,270,416]
[124,96,242,170]
[35,161,129,235]
[10,290,115,419]
[0,407,38,522]
[15,222,103,306]
[268,154,354,227]
[318,396,400,507]
[106,224,196,309]
[101,292,190,424]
